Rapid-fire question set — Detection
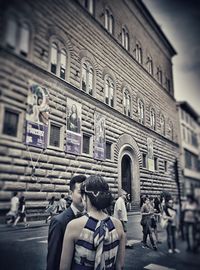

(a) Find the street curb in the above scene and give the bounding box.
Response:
[0,223,49,233]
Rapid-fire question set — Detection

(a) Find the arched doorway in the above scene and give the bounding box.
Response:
[121,155,132,200]
[116,134,141,208]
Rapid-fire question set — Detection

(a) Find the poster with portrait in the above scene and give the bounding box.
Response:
[66,98,82,155]
[93,112,106,160]
[25,81,49,148]
[147,137,154,171]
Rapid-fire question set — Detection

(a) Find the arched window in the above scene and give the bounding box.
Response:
[135,43,142,64]
[50,42,58,74]
[60,49,67,79]
[147,56,153,75]
[84,0,94,15]
[50,40,68,80]
[81,61,94,95]
[157,67,163,85]
[160,114,165,135]
[150,108,156,130]
[5,17,17,49]
[105,76,114,107]
[123,89,131,117]
[5,17,31,57]
[138,99,144,124]
[19,22,30,56]
[104,9,114,34]
[168,120,173,140]
[122,27,129,50]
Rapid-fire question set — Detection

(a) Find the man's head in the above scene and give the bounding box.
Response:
[69,175,86,211]
[13,191,18,197]
[61,194,65,199]
[119,189,127,200]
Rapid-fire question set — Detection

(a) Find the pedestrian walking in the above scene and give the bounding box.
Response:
[183,194,198,252]
[113,189,130,247]
[149,197,160,244]
[163,199,180,254]
[58,194,67,213]
[45,196,58,224]
[140,197,157,250]
[46,175,86,270]
[13,196,29,227]
[60,175,125,270]
[6,191,19,225]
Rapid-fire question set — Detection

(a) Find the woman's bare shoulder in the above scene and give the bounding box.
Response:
[110,217,124,233]
[66,216,87,236]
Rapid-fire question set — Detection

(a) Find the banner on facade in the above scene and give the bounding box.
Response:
[93,112,106,160]
[147,137,154,171]
[25,82,49,148]
[66,98,82,155]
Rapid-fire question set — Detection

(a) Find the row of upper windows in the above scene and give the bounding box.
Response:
[81,0,172,93]
[4,16,174,140]
[1,106,113,159]
[181,124,198,147]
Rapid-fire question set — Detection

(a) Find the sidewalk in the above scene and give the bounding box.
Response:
[0,220,48,233]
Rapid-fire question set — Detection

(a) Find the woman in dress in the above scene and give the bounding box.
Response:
[60,175,125,270]
[163,199,180,254]
[13,196,28,227]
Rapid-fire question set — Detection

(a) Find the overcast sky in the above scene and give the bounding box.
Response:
[143,0,200,114]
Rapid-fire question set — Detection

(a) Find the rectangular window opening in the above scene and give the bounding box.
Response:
[82,134,90,154]
[3,109,19,137]
[50,124,61,147]
[106,142,112,159]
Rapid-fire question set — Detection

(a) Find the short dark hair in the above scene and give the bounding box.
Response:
[13,192,18,197]
[81,175,113,210]
[61,194,65,198]
[70,174,86,192]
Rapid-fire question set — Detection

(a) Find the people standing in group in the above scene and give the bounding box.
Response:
[113,189,129,247]
[149,197,160,245]
[46,175,86,270]
[163,199,180,254]
[6,191,19,224]
[60,175,125,270]
[58,194,66,214]
[140,197,157,250]
[45,196,58,224]
[13,196,29,227]
[183,194,198,252]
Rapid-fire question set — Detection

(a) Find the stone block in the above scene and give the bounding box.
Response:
[41,184,54,192]
[27,183,42,191]
[54,185,68,192]
[3,181,26,191]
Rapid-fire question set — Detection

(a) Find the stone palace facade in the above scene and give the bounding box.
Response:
[0,0,181,216]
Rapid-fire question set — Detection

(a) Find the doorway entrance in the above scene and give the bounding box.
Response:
[121,154,132,200]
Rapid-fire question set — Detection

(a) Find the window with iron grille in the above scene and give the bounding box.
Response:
[142,153,147,168]
[3,109,19,137]
[82,134,90,154]
[106,142,112,159]
[50,123,61,147]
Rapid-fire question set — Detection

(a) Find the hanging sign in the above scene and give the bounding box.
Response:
[93,112,106,160]
[147,137,154,171]
[25,82,49,148]
[66,98,82,155]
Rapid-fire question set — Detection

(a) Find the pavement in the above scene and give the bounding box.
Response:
[1,211,200,270]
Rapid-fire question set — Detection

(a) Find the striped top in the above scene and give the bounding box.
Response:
[71,215,120,270]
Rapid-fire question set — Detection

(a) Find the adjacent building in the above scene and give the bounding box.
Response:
[177,101,200,196]
[0,0,180,217]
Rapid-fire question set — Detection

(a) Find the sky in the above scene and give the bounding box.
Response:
[143,0,200,115]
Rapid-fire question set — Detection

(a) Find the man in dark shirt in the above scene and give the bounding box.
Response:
[46,174,86,270]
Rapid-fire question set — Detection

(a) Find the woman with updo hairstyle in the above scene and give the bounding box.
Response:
[60,175,125,270]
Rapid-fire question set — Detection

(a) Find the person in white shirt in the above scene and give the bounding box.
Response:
[58,194,67,213]
[6,192,19,224]
[163,199,180,254]
[114,189,128,232]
